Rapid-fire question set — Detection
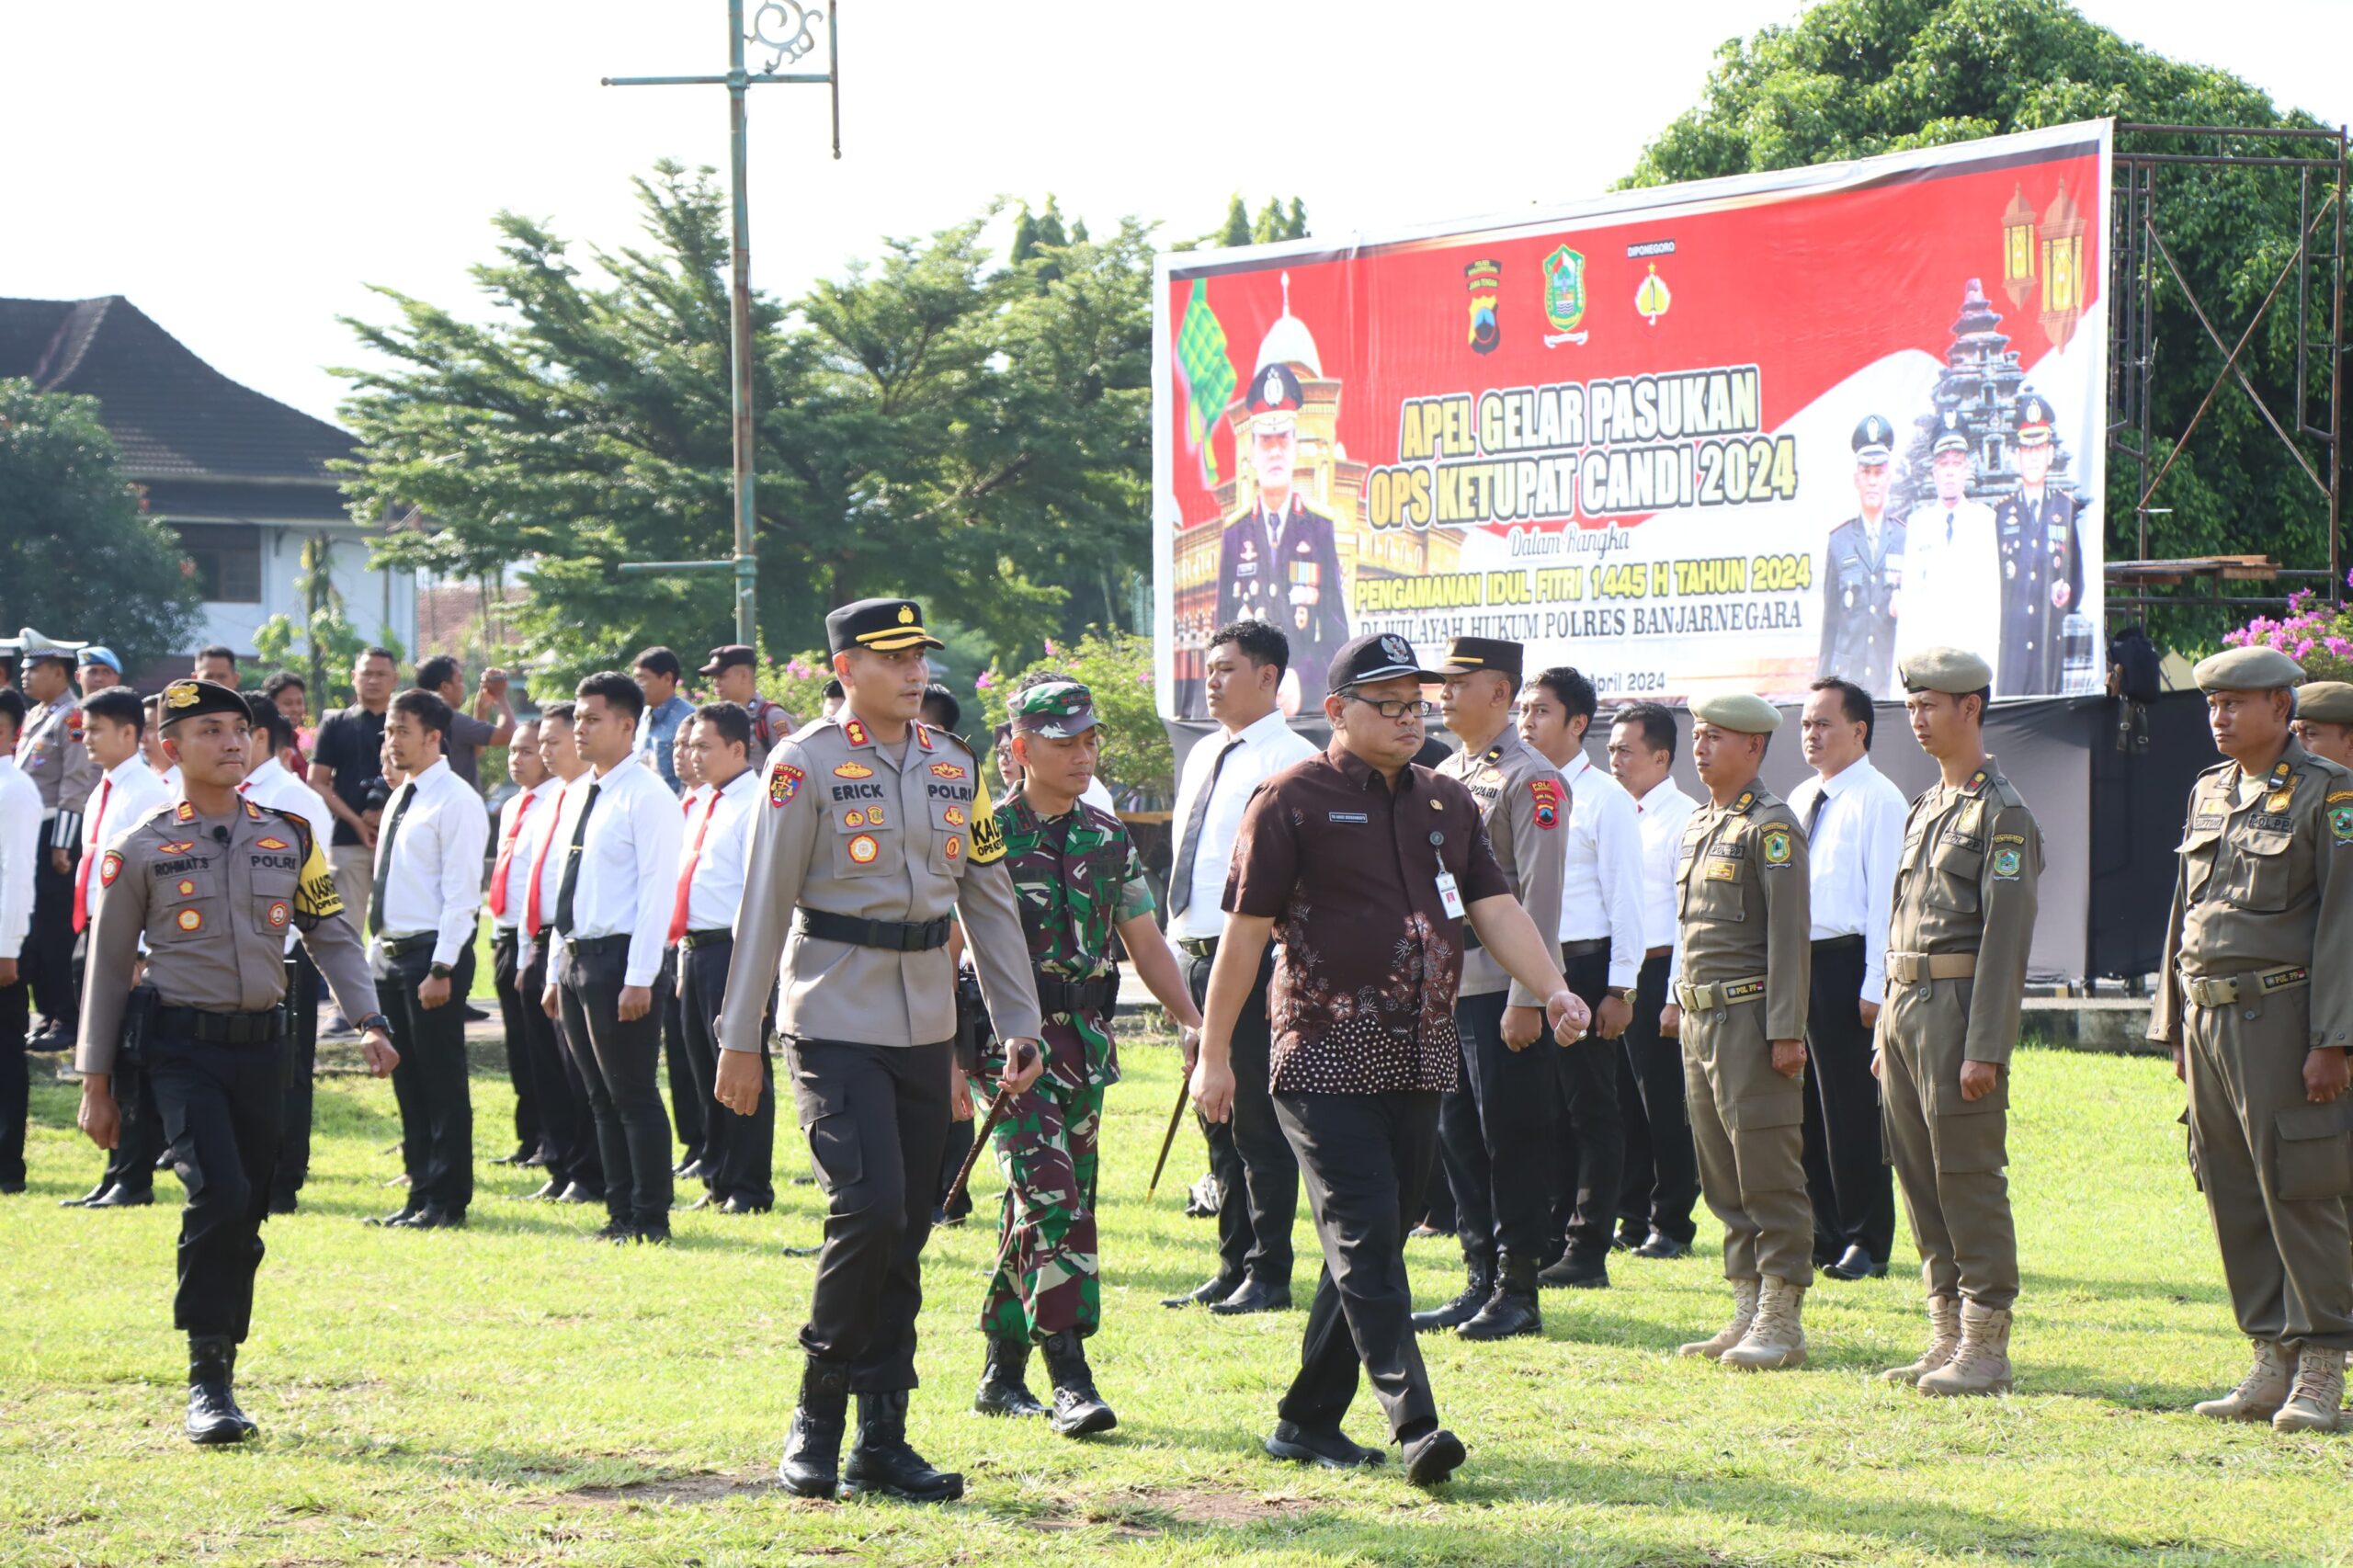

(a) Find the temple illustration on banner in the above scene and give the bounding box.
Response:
[1170,275,1464,718]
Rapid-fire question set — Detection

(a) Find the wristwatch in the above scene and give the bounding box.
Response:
[356,1012,393,1036]
[429,961,453,980]
[1606,986,1631,1001]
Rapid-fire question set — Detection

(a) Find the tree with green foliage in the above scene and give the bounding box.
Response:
[250,534,397,716]
[975,626,1168,801]
[0,379,201,672]
[1219,193,1253,248]
[1625,0,2345,643]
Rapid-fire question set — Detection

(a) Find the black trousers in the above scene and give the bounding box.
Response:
[1802,935,1895,1263]
[1551,945,1624,1259]
[28,842,78,1025]
[1615,952,1700,1244]
[0,969,28,1185]
[270,949,320,1205]
[659,949,705,1165]
[524,944,601,1193]
[680,937,775,1207]
[557,937,672,1226]
[94,1061,166,1199]
[489,929,544,1159]
[1276,1089,1442,1443]
[1188,948,1297,1289]
[1439,988,1559,1267]
[149,1028,282,1341]
[786,1034,953,1392]
[374,944,476,1215]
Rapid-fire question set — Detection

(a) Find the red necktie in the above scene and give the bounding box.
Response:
[72,776,112,932]
[667,789,722,944]
[524,781,567,939]
[487,788,536,920]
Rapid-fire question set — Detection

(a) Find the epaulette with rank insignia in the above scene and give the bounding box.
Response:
[1729,789,1759,815]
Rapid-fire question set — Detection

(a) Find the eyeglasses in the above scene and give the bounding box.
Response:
[1343,692,1438,721]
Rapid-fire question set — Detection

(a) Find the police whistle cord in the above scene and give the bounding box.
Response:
[942,1040,1035,1215]
[1146,1070,1191,1199]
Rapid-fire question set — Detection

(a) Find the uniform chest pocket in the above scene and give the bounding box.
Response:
[2177,827,2222,902]
[1689,855,1746,921]
[830,805,898,879]
[153,868,225,945]
[1925,842,1984,915]
[246,858,301,938]
[929,795,975,879]
[2222,829,2295,912]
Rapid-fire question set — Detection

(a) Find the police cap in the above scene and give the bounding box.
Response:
[2193,645,2304,693]
[1690,691,1782,734]
[699,643,756,676]
[1900,646,1995,695]
[1007,679,1099,737]
[1852,415,1893,465]
[1931,409,1970,456]
[2296,680,2353,724]
[2016,393,2056,447]
[1247,362,1305,435]
[78,645,123,675]
[1441,636,1523,682]
[157,678,250,730]
[1327,631,1444,694]
[825,597,946,656]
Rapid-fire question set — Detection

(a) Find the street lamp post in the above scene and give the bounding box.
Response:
[606,0,840,646]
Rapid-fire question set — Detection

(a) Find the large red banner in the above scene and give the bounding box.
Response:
[1153,120,2111,719]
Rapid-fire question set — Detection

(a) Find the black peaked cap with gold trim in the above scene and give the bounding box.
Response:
[826,597,947,655]
[158,677,250,729]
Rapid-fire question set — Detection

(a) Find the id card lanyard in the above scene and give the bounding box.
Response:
[1430,832,1464,919]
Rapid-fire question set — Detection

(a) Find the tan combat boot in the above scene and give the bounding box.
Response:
[2270,1346,2347,1435]
[2191,1340,2290,1421]
[1677,1278,1760,1360]
[1917,1301,2013,1396]
[1879,1294,1961,1385]
[1721,1275,1809,1370]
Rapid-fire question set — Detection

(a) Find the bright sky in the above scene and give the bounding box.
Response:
[5,1,2345,425]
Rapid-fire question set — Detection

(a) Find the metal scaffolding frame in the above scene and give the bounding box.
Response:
[2106,120,2347,619]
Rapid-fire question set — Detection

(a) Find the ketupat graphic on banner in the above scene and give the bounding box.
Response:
[1151,119,2111,721]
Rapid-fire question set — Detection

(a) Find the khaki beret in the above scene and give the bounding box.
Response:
[1898,646,1994,695]
[1690,691,1783,734]
[2192,645,2303,693]
[2296,679,2353,724]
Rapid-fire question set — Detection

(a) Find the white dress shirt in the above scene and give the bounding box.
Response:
[1897,497,2000,670]
[679,767,761,932]
[518,775,585,967]
[555,757,685,986]
[1166,707,1319,942]
[88,755,176,858]
[489,783,558,933]
[1785,755,1909,1005]
[1555,750,1647,989]
[0,757,39,960]
[1632,775,1699,953]
[241,756,335,953]
[158,763,182,796]
[370,757,491,967]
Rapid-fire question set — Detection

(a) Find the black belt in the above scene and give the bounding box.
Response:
[154,1005,289,1046]
[1176,936,1219,960]
[678,927,733,951]
[492,926,519,949]
[797,908,952,952]
[1812,933,1865,953]
[1034,969,1119,1017]
[378,933,437,959]
[561,932,631,956]
[1560,937,1610,959]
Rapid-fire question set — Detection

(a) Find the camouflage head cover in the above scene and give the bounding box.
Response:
[1008,680,1101,738]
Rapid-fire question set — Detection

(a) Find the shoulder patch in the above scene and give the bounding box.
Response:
[1991,845,2025,879]
[768,761,804,808]
[1529,777,1562,830]
[2329,799,2353,844]
[967,773,1006,865]
[1761,827,1793,866]
[99,849,123,886]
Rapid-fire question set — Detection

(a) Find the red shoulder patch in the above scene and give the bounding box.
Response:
[99,850,123,886]
[768,762,804,808]
[1529,778,1563,830]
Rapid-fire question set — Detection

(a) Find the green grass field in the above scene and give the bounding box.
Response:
[5,1033,2349,1568]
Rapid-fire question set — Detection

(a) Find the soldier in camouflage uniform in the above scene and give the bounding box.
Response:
[970,676,1206,1437]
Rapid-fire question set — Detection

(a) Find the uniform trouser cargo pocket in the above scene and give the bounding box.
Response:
[1932,1078,2009,1174]
[1727,1090,1804,1194]
[790,1065,863,1191]
[2271,1102,2353,1202]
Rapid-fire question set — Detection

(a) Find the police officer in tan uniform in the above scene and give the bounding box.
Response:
[1415,636,1569,1341]
[1877,647,2041,1396]
[2153,645,2353,1435]
[15,628,98,1050]
[718,597,1045,1503]
[1661,691,1815,1369]
[74,679,394,1444]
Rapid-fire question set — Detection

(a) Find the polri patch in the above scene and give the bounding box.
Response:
[99,850,123,886]
[1529,778,1562,830]
[768,762,804,808]
[267,901,290,929]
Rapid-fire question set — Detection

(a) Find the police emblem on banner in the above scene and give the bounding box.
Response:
[1465,258,1501,354]
[1541,245,1587,347]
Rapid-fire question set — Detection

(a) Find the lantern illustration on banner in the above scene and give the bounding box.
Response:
[2039,180,2086,350]
[2001,184,2038,307]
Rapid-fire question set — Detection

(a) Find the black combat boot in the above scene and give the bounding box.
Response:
[841,1391,965,1502]
[186,1335,256,1445]
[972,1337,1047,1419]
[1040,1331,1116,1437]
[1410,1257,1493,1333]
[776,1356,851,1497]
[1458,1253,1542,1341]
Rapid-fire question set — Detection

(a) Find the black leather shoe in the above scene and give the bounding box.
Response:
[680,1193,717,1211]
[1403,1427,1466,1486]
[842,1391,965,1502]
[87,1186,155,1209]
[1412,1262,1495,1333]
[153,1149,174,1171]
[1040,1331,1116,1437]
[364,1204,420,1228]
[720,1196,770,1215]
[778,1358,851,1497]
[1408,1221,1447,1240]
[267,1195,298,1215]
[676,1158,709,1181]
[1161,1274,1240,1309]
[1613,1226,1645,1252]
[1208,1278,1291,1316]
[490,1147,531,1166]
[1460,1256,1542,1340]
[25,1020,72,1053]
[973,1339,1047,1418]
[525,1179,568,1201]
[1634,1231,1691,1260]
[587,1217,633,1243]
[1536,1249,1611,1290]
[1263,1420,1386,1469]
[185,1335,256,1445]
[61,1182,110,1208]
[1824,1244,1888,1281]
[0,1179,23,1195]
[556,1182,601,1204]
[405,1206,467,1230]
[630,1224,673,1245]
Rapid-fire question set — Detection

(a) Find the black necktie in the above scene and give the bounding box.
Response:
[1168,738,1243,916]
[369,782,416,937]
[1806,784,1830,841]
[551,780,603,937]
[1946,509,1955,544]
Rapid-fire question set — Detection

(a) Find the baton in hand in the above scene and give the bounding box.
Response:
[1147,1068,1192,1199]
[943,1040,1035,1213]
